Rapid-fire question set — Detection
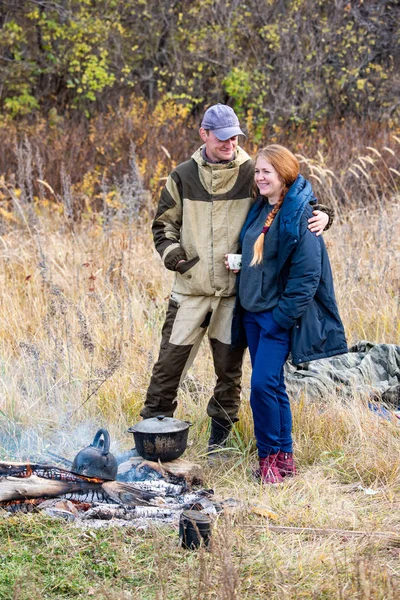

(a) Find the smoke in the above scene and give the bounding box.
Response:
[0,416,126,464]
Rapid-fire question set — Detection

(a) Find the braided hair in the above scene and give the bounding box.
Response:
[250,145,299,266]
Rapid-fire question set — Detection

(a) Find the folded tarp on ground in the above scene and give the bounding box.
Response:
[285,341,400,407]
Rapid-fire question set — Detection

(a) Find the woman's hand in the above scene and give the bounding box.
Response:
[224,254,240,273]
[308,210,329,236]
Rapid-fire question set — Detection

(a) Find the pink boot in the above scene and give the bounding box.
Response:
[276,451,296,477]
[259,454,284,484]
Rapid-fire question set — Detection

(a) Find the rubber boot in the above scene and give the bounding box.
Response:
[259,454,284,484]
[276,451,296,477]
[207,418,233,460]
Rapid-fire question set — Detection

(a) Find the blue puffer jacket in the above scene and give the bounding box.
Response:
[232,174,348,365]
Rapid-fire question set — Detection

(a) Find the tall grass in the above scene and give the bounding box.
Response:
[0,138,399,598]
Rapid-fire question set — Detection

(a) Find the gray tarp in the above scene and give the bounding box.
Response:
[284,341,400,406]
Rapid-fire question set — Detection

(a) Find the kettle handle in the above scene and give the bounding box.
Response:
[92,429,110,455]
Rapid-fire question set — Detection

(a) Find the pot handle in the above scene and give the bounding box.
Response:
[156,415,193,428]
[92,428,110,455]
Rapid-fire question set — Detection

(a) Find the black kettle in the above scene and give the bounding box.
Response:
[71,429,118,481]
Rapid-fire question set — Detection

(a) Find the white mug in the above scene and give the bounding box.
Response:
[227,253,242,270]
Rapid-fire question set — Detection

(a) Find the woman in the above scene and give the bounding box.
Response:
[231,145,347,484]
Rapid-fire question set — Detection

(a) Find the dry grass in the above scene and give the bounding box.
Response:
[0,144,399,598]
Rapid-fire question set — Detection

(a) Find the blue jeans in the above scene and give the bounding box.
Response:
[243,310,292,457]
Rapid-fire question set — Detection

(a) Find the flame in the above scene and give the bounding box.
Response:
[85,476,104,484]
[0,499,41,507]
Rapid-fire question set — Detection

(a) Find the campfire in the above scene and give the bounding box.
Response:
[0,428,216,529]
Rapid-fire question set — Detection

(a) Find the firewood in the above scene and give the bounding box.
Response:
[36,499,80,516]
[245,524,400,544]
[0,461,201,509]
[82,504,175,521]
[0,461,104,483]
[118,457,203,486]
[0,474,162,507]
[0,474,103,502]
[101,481,157,506]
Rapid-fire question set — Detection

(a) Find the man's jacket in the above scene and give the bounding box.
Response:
[233,175,348,364]
[152,146,254,297]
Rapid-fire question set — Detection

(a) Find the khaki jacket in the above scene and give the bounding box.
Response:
[152,146,254,297]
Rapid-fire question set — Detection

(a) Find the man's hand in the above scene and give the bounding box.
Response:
[308,210,329,236]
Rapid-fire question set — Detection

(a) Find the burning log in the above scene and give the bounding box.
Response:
[0,498,44,514]
[0,461,157,506]
[0,474,104,503]
[0,461,104,483]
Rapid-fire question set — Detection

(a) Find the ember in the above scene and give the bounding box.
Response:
[0,462,104,484]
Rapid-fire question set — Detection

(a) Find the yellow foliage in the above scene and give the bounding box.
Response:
[250,504,279,520]
[357,79,366,91]
[0,206,20,223]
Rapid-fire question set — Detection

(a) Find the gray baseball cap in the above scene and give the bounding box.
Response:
[201,104,245,140]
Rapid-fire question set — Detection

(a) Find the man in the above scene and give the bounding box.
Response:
[141,104,331,452]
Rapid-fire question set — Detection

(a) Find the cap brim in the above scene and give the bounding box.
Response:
[212,127,246,141]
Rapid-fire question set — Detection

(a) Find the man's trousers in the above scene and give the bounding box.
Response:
[141,293,245,422]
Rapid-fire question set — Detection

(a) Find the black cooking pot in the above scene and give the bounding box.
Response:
[127,416,192,462]
[71,429,118,480]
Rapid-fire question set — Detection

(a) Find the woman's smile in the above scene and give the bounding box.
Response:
[255,157,283,204]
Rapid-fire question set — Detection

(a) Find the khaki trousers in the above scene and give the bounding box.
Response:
[141,292,245,421]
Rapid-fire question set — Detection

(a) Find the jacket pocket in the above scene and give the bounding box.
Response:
[291,299,328,363]
[175,256,200,274]
[269,315,286,337]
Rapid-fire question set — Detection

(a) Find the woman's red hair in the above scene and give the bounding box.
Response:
[251,145,299,266]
